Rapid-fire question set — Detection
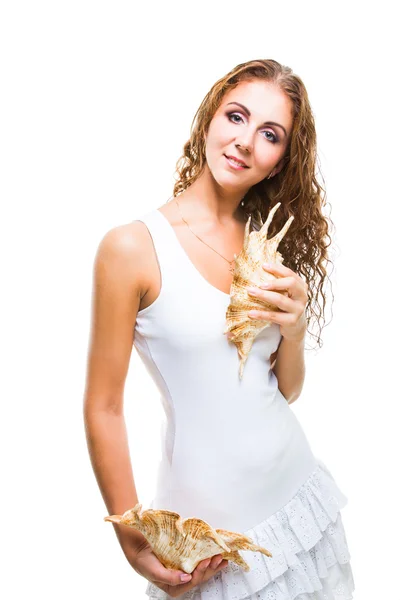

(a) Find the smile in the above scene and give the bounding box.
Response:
[224,155,249,170]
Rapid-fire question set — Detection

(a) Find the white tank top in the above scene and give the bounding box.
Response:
[133,208,318,533]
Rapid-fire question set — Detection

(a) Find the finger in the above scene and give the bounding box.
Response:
[262,262,295,278]
[259,277,308,301]
[170,558,211,595]
[217,559,229,574]
[259,277,307,301]
[260,264,308,300]
[207,557,229,574]
[201,558,230,586]
[259,276,293,290]
[209,554,223,569]
[166,558,230,597]
[196,557,212,576]
[151,566,193,587]
[248,288,293,312]
[152,570,195,598]
[248,309,296,324]
[263,263,305,290]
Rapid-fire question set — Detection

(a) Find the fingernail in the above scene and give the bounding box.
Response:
[247,287,258,294]
[180,574,192,582]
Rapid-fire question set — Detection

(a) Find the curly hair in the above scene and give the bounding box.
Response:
[169,59,335,350]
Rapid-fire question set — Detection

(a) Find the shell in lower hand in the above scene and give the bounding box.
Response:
[223,202,294,379]
[104,503,272,573]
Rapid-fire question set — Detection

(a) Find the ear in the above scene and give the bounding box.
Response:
[273,154,289,177]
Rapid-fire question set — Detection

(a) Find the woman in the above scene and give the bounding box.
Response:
[84,59,355,599]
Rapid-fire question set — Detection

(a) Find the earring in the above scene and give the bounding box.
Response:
[268,172,274,179]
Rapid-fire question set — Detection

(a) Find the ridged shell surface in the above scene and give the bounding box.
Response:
[223,202,294,379]
[105,503,272,573]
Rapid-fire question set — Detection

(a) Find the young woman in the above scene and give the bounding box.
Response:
[84,59,355,599]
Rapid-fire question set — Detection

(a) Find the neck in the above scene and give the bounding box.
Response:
[178,168,248,225]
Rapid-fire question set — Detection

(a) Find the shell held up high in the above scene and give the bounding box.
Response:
[105,503,272,574]
[224,202,294,379]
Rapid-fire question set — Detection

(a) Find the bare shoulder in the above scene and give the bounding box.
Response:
[95,220,152,297]
[84,220,153,412]
[96,220,150,262]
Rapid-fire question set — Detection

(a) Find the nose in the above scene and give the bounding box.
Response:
[236,140,251,154]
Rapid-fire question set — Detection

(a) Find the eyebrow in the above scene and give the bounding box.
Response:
[226,102,288,138]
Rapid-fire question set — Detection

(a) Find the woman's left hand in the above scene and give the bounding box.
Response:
[247,263,308,342]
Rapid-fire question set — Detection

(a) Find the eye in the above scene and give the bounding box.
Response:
[227,112,278,144]
[262,130,278,143]
[227,112,243,124]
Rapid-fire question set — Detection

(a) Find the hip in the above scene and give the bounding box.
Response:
[153,389,318,530]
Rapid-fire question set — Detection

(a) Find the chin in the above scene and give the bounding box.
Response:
[209,168,246,190]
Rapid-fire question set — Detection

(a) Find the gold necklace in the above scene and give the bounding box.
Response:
[175,198,237,274]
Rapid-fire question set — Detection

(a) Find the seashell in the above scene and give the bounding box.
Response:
[105,503,272,573]
[223,202,294,379]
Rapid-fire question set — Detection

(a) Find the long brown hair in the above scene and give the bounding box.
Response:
[170,59,335,350]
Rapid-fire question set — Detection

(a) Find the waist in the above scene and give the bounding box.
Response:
[152,389,317,531]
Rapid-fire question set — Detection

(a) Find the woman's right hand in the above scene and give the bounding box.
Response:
[123,537,229,598]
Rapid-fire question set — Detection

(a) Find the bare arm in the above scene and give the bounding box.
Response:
[83,223,239,594]
[83,222,148,554]
[271,335,306,404]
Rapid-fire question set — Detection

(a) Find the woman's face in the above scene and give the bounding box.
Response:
[204,79,293,194]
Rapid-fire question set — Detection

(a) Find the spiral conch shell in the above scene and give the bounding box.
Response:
[105,503,272,573]
[224,202,294,379]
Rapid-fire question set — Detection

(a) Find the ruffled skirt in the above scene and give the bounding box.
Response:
[145,459,355,600]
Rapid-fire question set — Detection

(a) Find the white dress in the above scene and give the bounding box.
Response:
[133,209,355,600]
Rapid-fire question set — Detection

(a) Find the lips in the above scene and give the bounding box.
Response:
[224,154,249,168]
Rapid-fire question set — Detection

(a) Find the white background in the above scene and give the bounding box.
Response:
[1,1,398,598]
